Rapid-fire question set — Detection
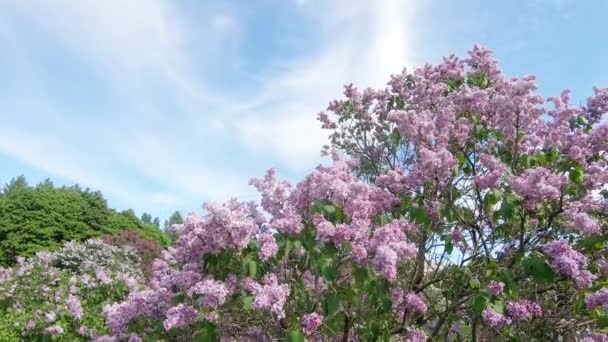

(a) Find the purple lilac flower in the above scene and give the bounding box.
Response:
[44,325,64,335]
[586,288,608,311]
[488,281,504,297]
[163,304,199,330]
[506,299,542,321]
[301,313,323,335]
[481,308,511,329]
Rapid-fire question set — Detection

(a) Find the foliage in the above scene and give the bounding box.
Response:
[0,177,169,265]
[0,239,144,340]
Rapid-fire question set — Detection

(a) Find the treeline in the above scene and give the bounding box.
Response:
[0,175,182,265]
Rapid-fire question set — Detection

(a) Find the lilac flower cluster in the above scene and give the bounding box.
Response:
[245,273,290,319]
[258,233,279,261]
[506,299,542,321]
[404,328,427,342]
[391,289,427,319]
[510,167,566,209]
[163,304,198,330]
[585,288,608,311]
[487,281,504,297]
[582,333,608,342]
[541,240,596,289]
[301,312,323,335]
[475,153,507,189]
[481,308,511,329]
[368,220,417,281]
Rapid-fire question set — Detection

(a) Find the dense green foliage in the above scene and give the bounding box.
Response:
[0,176,169,265]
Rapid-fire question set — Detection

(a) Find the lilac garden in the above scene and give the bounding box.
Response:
[1,46,608,341]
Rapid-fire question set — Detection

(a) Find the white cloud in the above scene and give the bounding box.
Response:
[0,0,418,217]
[233,0,416,171]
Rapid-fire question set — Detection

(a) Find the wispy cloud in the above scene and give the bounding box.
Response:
[0,0,417,217]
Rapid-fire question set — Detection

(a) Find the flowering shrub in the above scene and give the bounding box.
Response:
[101,231,163,280]
[94,46,608,341]
[3,46,607,341]
[0,239,144,340]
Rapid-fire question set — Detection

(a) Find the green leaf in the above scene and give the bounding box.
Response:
[445,240,454,255]
[354,266,371,287]
[389,128,401,146]
[324,293,341,317]
[598,315,608,328]
[193,321,218,342]
[483,189,501,210]
[248,260,257,277]
[242,295,254,311]
[409,206,428,225]
[500,194,518,220]
[570,165,584,185]
[471,294,488,317]
[286,330,305,342]
[522,254,555,284]
[488,299,504,313]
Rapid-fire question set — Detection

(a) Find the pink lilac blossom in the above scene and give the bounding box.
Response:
[312,215,353,246]
[302,270,328,295]
[258,233,279,261]
[475,153,507,189]
[481,308,511,329]
[598,259,608,277]
[541,240,597,289]
[368,220,417,281]
[562,208,600,235]
[301,313,323,335]
[189,279,229,308]
[289,158,398,227]
[96,269,111,285]
[585,288,608,311]
[44,325,64,335]
[392,289,427,319]
[67,294,83,320]
[404,292,428,315]
[103,288,173,335]
[245,273,290,319]
[249,169,303,234]
[586,86,608,123]
[582,333,608,342]
[487,281,504,297]
[163,304,198,330]
[506,299,542,320]
[510,167,566,209]
[404,328,427,342]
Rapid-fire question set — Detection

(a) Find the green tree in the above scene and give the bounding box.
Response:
[0,176,168,265]
[141,212,153,224]
[1,175,28,197]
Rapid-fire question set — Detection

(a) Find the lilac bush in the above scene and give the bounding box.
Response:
[0,240,144,340]
[93,46,608,341]
[2,46,606,341]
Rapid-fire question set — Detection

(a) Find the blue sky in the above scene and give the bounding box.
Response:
[1,0,607,221]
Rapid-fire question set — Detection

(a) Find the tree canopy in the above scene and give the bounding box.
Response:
[0,175,169,265]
